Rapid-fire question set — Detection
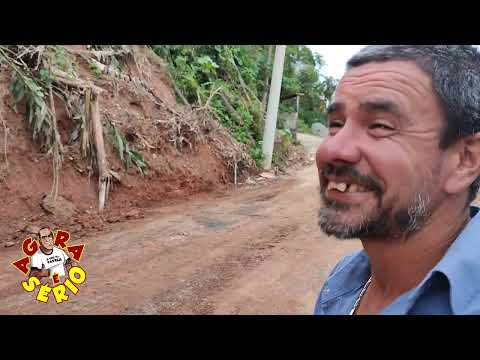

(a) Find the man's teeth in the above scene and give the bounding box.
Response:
[327,181,366,193]
[327,182,347,192]
[337,183,348,192]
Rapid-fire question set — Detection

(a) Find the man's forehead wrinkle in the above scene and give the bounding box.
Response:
[336,82,432,124]
[339,78,430,102]
[335,86,413,113]
[340,68,433,100]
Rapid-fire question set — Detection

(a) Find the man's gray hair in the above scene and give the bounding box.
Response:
[347,45,480,203]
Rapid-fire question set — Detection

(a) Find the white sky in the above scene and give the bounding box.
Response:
[308,45,367,80]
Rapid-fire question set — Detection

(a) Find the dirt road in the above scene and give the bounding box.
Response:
[0,134,361,314]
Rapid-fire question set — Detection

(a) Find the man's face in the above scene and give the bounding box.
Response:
[38,228,54,250]
[316,60,449,239]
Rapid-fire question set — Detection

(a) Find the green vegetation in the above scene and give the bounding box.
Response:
[0,45,149,209]
[298,118,314,135]
[105,116,147,176]
[151,45,336,167]
[0,45,336,184]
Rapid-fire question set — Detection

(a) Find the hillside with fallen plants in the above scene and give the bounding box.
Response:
[152,46,336,165]
[0,45,335,245]
[0,45,261,244]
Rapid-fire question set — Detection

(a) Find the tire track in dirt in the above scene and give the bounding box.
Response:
[125,224,300,314]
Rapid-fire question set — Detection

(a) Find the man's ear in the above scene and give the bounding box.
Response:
[444,133,480,195]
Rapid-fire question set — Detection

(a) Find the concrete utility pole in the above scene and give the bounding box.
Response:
[262,45,286,170]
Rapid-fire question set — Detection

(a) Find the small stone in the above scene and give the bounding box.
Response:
[125,209,141,219]
[41,195,77,218]
[259,172,276,179]
[4,241,16,248]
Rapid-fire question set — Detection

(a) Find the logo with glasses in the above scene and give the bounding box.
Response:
[11,225,87,304]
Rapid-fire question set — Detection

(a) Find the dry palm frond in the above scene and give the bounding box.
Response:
[0,116,9,168]
[105,115,148,175]
[0,46,63,153]
[0,45,114,209]
[48,86,63,201]
[0,46,67,203]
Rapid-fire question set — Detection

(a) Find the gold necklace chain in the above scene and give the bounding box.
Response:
[349,276,372,315]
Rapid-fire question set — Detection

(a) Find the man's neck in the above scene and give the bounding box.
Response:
[361,200,471,300]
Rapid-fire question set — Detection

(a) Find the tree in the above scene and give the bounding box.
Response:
[151,45,337,165]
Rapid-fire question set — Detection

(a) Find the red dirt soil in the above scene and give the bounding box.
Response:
[0,46,235,246]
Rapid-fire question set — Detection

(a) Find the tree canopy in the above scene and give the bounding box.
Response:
[152,45,337,166]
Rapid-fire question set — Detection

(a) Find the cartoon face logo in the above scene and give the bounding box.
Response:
[11,226,87,304]
[38,227,55,250]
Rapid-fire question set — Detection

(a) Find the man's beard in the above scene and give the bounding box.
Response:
[318,163,432,240]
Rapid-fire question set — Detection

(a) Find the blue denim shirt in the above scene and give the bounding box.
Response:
[314,206,480,315]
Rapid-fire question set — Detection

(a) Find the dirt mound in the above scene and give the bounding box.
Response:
[0,45,257,245]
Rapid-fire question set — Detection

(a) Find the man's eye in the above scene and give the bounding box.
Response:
[370,123,394,131]
[329,121,344,128]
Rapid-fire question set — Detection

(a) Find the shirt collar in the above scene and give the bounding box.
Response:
[320,250,370,304]
[430,206,480,314]
[320,206,480,313]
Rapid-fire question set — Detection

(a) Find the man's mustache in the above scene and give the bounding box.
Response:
[320,163,384,196]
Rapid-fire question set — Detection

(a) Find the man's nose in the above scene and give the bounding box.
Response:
[316,122,362,166]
